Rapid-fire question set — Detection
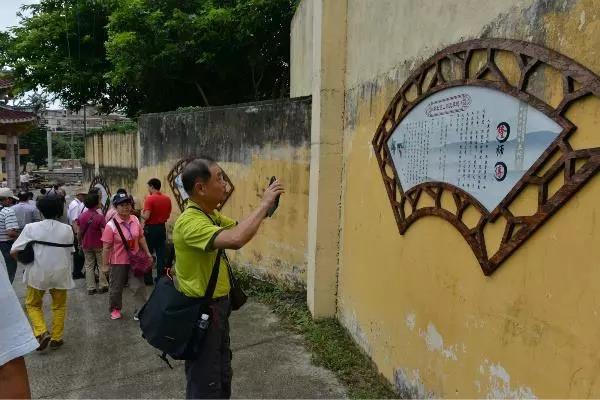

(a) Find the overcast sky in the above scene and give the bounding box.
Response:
[0,1,64,109]
[0,0,38,32]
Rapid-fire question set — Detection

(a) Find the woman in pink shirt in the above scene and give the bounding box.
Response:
[101,193,152,320]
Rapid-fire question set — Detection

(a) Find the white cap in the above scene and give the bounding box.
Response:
[0,187,18,200]
[200,314,209,320]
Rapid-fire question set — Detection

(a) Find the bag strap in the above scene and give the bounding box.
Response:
[113,220,131,252]
[188,206,237,289]
[186,206,224,299]
[79,214,94,240]
[30,240,73,248]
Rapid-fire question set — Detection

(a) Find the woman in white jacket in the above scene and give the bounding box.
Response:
[10,194,74,351]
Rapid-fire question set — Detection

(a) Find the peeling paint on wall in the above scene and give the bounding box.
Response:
[419,322,462,361]
[394,368,433,399]
[339,308,372,357]
[405,312,416,331]
[479,360,538,399]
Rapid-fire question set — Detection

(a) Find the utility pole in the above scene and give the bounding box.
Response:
[70,129,74,168]
[47,130,53,171]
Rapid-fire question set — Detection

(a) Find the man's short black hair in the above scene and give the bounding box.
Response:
[18,192,28,202]
[89,187,100,195]
[37,195,64,219]
[26,191,34,200]
[84,193,100,209]
[181,158,216,194]
[147,178,161,191]
[40,188,47,195]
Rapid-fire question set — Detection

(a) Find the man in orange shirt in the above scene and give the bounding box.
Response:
[142,178,172,285]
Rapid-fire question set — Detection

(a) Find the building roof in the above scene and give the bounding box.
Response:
[0,105,36,124]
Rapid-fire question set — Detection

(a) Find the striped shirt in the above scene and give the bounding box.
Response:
[0,206,18,242]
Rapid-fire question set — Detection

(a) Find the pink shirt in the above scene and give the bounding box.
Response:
[105,207,117,223]
[101,214,142,265]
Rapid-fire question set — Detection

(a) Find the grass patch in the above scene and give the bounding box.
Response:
[235,268,399,399]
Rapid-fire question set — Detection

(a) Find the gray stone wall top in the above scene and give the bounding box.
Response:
[138,96,312,167]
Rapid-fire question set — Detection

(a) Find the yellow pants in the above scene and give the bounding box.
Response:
[25,286,67,341]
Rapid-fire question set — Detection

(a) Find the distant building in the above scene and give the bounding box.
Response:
[42,106,129,135]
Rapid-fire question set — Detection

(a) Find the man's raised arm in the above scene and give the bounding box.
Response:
[213,180,283,250]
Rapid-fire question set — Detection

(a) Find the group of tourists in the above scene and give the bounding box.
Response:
[1,158,284,399]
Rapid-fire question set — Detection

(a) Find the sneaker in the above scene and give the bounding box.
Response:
[98,287,108,294]
[36,332,51,351]
[110,309,122,320]
[49,339,64,350]
[87,289,96,295]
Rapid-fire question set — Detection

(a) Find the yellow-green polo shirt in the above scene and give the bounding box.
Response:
[173,200,236,298]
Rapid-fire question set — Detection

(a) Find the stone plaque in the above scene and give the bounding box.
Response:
[387,86,562,212]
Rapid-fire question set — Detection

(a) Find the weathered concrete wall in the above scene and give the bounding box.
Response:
[82,131,138,193]
[294,0,600,397]
[290,0,313,97]
[135,97,312,285]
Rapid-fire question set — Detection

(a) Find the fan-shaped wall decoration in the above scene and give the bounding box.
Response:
[372,39,600,275]
[167,158,235,212]
[88,175,112,215]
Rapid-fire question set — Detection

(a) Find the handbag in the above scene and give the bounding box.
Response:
[113,219,153,277]
[17,240,74,264]
[225,254,247,310]
[137,249,222,367]
[189,206,247,310]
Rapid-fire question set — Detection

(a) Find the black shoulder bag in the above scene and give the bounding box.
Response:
[189,206,247,311]
[137,248,222,368]
[17,240,74,264]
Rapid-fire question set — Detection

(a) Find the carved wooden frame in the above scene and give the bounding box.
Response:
[372,38,600,275]
[88,175,112,215]
[167,158,235,212]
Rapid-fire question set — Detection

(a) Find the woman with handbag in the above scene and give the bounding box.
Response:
[9,194,75,351]
[101,193,153,320]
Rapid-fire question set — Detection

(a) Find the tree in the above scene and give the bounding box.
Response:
[1,0,298,116]
[20,127,48,169]
[0,1,116,111]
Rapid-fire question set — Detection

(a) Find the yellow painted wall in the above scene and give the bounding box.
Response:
[99,132,137,169]
[290,0,313,98]
[290,0,600,397]
[85,132,310,286]
[133,150,310,286]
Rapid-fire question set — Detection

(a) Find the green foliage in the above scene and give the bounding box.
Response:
[19,128,81,169]
[0,0,118,112]
[106,0,296,114]
[19,127,48,168]
[235,268,400,399]
[53,134,84,160]
[1,0,297,116]
[90,120,137,135]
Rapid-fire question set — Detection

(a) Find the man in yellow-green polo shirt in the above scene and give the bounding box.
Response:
[173,158,283,399]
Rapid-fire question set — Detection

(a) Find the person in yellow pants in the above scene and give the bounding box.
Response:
[25,288,67,345]
[11,194,75,351]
